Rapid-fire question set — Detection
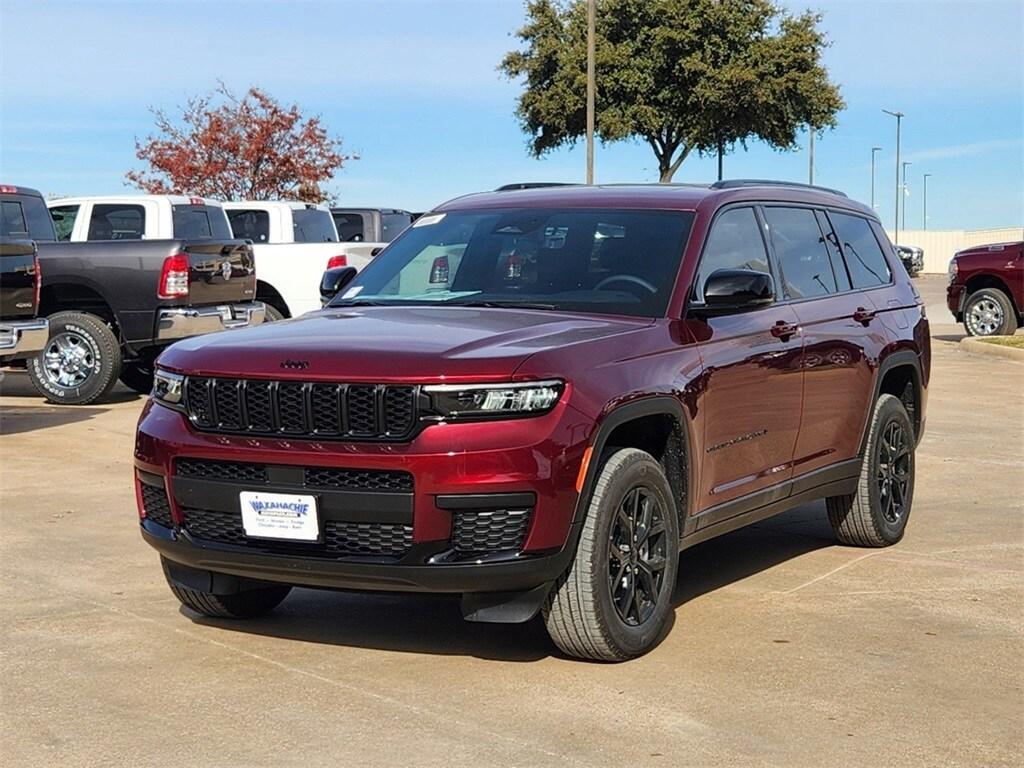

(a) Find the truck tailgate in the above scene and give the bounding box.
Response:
[185,241,256,306]
[0,238,39,319]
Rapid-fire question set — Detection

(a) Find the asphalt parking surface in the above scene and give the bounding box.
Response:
[1,275,1021,767]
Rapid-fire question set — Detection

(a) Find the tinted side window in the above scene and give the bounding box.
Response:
[380,212,412,242]
[830,212,892,288]
[227,209,270,242]
[1,201,28,237]
[51,205,80,241]
[333,212,365,242]
[89,204,145,240]
[22,195,58,241]
[763,206,837,299]
[694,207,770,301]
[292,209,338,243]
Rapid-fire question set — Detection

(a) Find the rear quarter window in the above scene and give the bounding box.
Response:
[830,212,892,288]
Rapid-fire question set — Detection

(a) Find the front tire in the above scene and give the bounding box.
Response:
[262,304,285,323]
[964,288,1018,336]
[827,394,915,547]
[27,311,122,405]
[544,448,679,661]
[163,560,291,619]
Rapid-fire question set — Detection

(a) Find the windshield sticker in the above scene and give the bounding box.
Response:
[341,286,363,299]
[413,213,446,228]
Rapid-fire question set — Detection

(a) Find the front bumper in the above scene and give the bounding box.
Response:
[156,302,265,341]
[947,284,966,320]
[0,317,48,358]
[134,395,592,595]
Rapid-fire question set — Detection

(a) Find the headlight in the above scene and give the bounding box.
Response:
[423,380,564,421]
[948,258,958,284]
[153,368,184,406]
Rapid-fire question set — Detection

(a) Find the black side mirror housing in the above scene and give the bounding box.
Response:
[320,266,358,306]
[694,269,775,316]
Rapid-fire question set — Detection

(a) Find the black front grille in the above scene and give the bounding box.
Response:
[452,509,532,555]
[303,467,414,492]
[141,484,174,528]
[183,507,413,558]
[176,458,269,483]
[184,377,418,441]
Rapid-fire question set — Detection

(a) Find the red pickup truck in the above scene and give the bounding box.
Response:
[947,241,1024,336]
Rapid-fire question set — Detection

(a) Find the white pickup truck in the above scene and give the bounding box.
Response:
[223,201,383,319]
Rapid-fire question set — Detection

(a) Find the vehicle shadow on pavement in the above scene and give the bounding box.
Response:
[0,404,110,435]
[185,504,836,663]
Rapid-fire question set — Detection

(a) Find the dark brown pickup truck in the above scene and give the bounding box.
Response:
[0,236,48,362]
[0,185,265,404]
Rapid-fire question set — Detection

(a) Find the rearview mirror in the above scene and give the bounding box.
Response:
[320,266,358,306]
[696,269,774,315]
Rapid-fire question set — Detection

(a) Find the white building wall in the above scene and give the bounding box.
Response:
[883,227,1024,273]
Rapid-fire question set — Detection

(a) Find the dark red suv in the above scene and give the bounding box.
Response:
[135,181,930,661]
[946,240,1023,337]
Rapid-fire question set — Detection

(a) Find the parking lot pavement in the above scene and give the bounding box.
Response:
[1,291,1021,768]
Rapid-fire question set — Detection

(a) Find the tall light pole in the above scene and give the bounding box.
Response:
[585,0,595,185]
[923,173,932,230]
[808,129,815,184]
[883,109,904,244]
[870,146,882,210]
[901,161,912,231]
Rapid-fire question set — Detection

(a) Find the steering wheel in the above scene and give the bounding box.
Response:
[595,274,658,295]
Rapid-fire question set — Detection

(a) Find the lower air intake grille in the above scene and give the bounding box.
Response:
[141,484,174,528]
[182,508,413,558]
[451,509,532,555]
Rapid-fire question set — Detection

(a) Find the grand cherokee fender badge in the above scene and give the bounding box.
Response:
[707,429,767,453]
[280,359,310,370]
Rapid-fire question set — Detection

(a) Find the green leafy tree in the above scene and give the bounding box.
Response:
[501,0,844,181]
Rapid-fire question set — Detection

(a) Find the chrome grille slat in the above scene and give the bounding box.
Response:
[183,377,418,441]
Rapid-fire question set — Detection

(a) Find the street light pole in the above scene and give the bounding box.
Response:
[901,161,912,231]
[923,173,932,230]
[871,146,882,210]
[808,129,815,185]
[585,0,595,185]
[883,109,904,244]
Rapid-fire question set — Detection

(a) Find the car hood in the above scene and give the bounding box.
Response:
[157,306,649,381]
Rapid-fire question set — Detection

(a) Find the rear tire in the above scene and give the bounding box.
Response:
[827,394,915,547]
[543,448,679,661]
[163,564,291,619]
[262,304,285,323]
[118,361,154,395]
[27,311,122,405]
[963,288,1018,336]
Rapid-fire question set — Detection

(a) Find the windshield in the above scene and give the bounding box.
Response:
[330,208,694,318]
[292,208,338,243]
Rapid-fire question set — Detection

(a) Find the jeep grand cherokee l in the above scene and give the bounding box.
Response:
[134,181,930,661]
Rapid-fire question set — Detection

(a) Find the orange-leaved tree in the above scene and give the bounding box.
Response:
[127,84,352,202]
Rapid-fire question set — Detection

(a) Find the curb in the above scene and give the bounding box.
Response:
[959,336,1024,363]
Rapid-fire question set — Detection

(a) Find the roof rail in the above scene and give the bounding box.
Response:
[494,182,579,191]
[710,179,848,198]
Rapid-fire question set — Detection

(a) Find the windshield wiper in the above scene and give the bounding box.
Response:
[442,300,559,311]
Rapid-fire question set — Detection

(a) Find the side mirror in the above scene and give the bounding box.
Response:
[320,266,358,306]
[696,269,775,315]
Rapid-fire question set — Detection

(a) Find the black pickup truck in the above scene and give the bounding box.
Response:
[0,237,48,364]
[0,185,264,404]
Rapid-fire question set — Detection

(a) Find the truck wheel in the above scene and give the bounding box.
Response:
[543,448,679,661]
[119,362,154,395]
[964,288,1018,336]
[827,394,915,547]
[27,311,122,405]
[164,572,291,620]
[263,305,285,323]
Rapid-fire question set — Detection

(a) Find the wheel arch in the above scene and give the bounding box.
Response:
[573,396,695,546]
[255,280,291,318]
[964,274,1021,318]
[860,350,924,455]
[39,282,121,336]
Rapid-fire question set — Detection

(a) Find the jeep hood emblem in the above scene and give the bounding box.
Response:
[280,359,310,370]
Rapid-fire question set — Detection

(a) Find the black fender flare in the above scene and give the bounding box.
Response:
[570,395,696,543]
[858,348,924,456]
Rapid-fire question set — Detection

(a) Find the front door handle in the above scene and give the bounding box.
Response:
[853,307,876,325]
[770,321,798,341]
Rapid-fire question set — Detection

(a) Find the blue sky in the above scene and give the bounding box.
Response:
[1,0,1021,230]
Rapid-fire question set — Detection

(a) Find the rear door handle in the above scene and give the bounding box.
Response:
[770,321,799,341]
[853,307,876,325]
